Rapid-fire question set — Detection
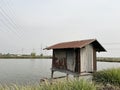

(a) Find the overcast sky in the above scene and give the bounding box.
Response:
[0,0,120,57]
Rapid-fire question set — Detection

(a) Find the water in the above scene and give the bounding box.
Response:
[0,59,120,84]
[97,61,120,70]
[0,59,65,85]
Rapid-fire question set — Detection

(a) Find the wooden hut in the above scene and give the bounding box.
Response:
[45,39,106,78]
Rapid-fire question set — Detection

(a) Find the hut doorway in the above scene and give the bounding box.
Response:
[66,49,80,73]
[75,49,80,73]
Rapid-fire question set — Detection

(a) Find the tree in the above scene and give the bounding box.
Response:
[31,52,36,57]
[40,53,43,57]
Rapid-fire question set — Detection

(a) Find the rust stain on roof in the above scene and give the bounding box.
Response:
[45,39,106,52]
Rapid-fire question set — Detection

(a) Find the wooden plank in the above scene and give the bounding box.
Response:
[51,68,91,77]
[93,48,97,71]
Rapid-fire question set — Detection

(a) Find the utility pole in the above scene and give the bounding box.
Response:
[40,44,43,56]
[21,48,24,55]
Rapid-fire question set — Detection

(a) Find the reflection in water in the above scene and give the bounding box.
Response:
[97,61,120,70]
[0,59,120,84]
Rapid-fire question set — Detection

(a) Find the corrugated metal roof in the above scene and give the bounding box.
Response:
[45,39,106,52]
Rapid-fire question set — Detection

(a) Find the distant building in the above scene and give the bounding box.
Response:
[45,39,106,78]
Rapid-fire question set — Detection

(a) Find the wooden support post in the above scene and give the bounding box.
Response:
[50,70,54,84]
[51,70,54,79]
[66,73,69,80]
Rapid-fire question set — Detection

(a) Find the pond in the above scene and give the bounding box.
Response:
[0,59,120,84]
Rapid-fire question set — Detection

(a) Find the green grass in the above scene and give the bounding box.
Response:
[0,79,96,90]
[93,68,120,86]
[97,57,120,62]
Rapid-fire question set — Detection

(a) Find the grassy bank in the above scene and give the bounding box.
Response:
[0,56,52,59]
[93,68,120,89]
[97,57,120,62]
[93,68,120,90]
[0,80,96,90]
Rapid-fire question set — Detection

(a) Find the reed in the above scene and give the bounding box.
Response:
[93,68,120,86]
[0,79,96,90]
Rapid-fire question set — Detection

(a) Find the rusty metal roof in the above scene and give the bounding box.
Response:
[45,39,106,52]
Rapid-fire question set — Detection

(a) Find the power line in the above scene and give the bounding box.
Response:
[5,0,16,16]
[0,0,24,39]
[3,0,25,35]
[0,10,22,39]
[1,0,16,18]
[0,18,12,32]
[0,17,22,39]
[0,7,24,39]
[0,6,21,33]
[103,42,120,45]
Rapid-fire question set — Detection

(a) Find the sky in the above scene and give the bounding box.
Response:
[0,0,120,57]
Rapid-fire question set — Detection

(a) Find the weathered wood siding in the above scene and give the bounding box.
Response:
[53,49,78,72]
[52,45,95,74]
[86,44,93,72]
[52,49,66,69]
[80,47,87,72]
[80,44,93,72]
[66,49,75,72]
[93,48,96,71]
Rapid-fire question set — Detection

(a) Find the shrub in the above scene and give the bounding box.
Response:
[41,79,96,90]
